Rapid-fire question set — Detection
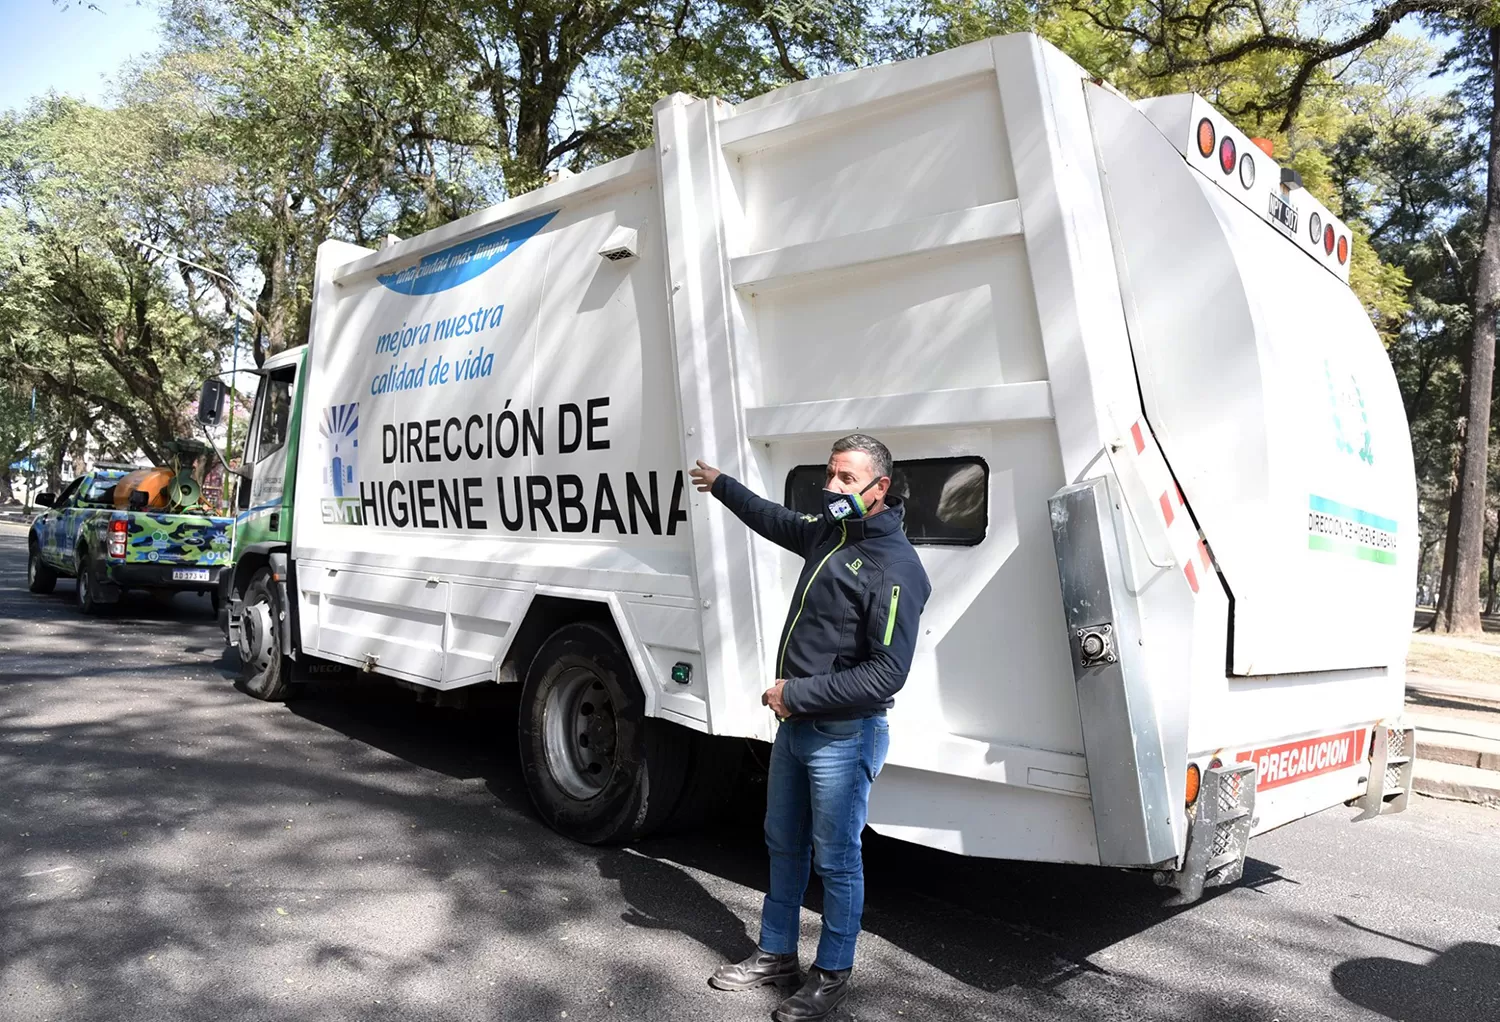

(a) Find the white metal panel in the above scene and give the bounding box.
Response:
[445,581,533,685]
[751,240,1048,406]
[869,766,1099,863]
[310,567,447,681]
[1091,84,1417,676]
[293,157,698,703]
[744,382,1053,440]
[990,35,1145,485]
[654,92,777,742]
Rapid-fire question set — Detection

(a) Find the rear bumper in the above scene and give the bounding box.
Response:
[102,561,225,592]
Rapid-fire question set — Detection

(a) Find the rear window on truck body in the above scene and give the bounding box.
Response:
[784,456,989,546]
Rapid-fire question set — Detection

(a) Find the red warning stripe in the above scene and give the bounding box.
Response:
[1184,561,1199,593]
[1131,422,1145,455]
[1159,492,1175,528]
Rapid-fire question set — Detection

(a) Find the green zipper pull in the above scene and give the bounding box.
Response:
[883,585,901,646]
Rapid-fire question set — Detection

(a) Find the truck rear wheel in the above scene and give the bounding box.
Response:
[518,622,690,844]
[238,568,291,701]
[27,542,57,594]
[74,548,103,615]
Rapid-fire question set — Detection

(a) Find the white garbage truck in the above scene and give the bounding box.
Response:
[207,32,1417,902]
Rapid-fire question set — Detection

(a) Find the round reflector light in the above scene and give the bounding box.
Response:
[1337,235,1349,265]
[1308,211,1322,245]
[1197,118,1216,158]
[1219,136,1236,175]
[1324,223,1336,255]
[1239,152,1256,189]
[1186,763,1202,807]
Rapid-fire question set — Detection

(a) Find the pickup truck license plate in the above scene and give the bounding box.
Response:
[172,568,211,582]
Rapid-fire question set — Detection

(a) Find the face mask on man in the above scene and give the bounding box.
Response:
[823,477,881,521]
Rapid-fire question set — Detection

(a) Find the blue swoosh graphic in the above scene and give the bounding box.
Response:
[235,496,284,523]
[377,211,557,295]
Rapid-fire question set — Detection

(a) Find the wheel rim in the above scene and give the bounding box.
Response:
[77,570,88,606]
[543,665,618,800]
[28,554,37,586]
[240,597,275,674]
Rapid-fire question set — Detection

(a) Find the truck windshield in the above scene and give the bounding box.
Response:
[256,375,293,460]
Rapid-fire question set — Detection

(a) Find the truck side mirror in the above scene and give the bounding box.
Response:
[198,378,228,425]
[35,492,56,507]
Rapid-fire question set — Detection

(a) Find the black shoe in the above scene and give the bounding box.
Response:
[772,966,852,1021]
[709,949,803,991]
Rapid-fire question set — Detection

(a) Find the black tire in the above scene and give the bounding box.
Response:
[665,732,750,832]
[518,622,691,844]
[74,547,102,615]
[237,568,291,701]
[27,542,57,595]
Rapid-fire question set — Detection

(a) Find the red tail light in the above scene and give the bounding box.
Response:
[1218,136,1237,175]
[1324,224,1335,255]
[108,519,127,559]
[1337,235,1349,265]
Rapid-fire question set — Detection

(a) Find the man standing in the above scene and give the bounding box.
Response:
[690,434,931,1022]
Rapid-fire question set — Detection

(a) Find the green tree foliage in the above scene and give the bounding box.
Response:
[2,0,1495,609]
[0,94,231,465]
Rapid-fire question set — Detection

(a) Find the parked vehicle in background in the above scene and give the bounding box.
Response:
[27,445,234,613]
[209,32,1417,904]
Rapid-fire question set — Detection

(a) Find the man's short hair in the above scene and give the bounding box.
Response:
[830,434,893,481]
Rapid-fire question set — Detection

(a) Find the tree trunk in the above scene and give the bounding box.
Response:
[1435,27,1500,635]
[1486,526,1498,616]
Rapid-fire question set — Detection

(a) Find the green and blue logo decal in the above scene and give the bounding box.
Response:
[1307,494,1396,565]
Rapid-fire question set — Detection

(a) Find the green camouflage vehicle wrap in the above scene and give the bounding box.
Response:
[123,513,234,566]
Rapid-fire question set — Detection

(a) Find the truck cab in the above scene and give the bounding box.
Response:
[219,346,308,695]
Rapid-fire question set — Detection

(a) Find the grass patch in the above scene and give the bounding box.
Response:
[1408,636,1500,685]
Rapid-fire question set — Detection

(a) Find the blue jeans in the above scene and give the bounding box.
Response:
[758,716,890,971]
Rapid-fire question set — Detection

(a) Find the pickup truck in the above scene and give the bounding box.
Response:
[26,468,235,614]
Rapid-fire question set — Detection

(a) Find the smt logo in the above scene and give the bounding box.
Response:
[320,403,362,525]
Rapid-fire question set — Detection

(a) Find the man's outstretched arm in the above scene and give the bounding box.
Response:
[691,460,821,556]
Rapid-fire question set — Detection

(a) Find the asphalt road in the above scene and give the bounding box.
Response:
[2,526,1498,1022]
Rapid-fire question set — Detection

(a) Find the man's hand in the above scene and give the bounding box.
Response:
[762,679,790,718]
[690,460,721,493]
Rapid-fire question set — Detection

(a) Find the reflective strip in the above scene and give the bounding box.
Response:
[883,585,901,645]
[778,523,847,678]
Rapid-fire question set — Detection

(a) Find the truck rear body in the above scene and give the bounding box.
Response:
[236,33,1413,882]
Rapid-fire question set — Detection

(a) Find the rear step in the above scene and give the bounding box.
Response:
[1161,761,1257,906]
[1354,725,1415,820]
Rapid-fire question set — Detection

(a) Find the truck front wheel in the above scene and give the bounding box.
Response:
[518,622,690,844]
[237,568,291,701]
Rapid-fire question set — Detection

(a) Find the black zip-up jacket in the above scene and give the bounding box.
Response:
[711,473,932,719]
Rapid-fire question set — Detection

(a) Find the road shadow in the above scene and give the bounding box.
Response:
[277,670,1308,1008]
[1331,917,1500,1020]
[0,533,1312,1021]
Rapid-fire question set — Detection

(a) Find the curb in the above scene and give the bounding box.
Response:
[1413,759,1500,806]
